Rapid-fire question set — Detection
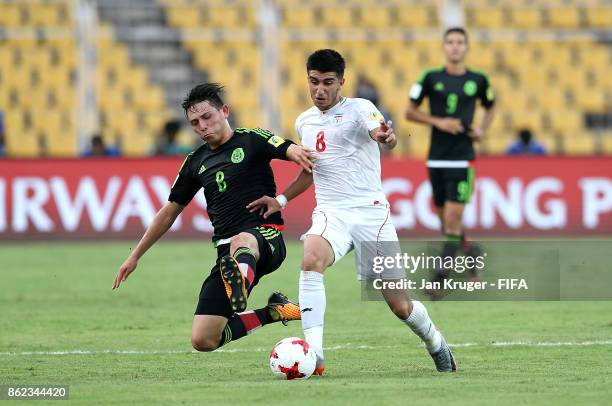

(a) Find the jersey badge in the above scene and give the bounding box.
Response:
[463,80,477,96]
[434,81,445,92]
[231,147,245,163]
[268,135,285,148]
[369,111,383,122]
[333,114,343,125]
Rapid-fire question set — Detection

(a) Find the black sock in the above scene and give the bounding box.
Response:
[218,307,276,348]
[233,247,257,290]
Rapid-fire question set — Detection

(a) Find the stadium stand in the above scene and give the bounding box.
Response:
[0,0,610,157]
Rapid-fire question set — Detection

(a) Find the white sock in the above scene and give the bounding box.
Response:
[404,300,442,353]
[299,271,326,362]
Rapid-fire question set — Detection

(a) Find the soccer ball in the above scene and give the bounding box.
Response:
[269,337,317,380]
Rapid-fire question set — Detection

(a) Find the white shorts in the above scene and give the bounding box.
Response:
[302,203,404,280]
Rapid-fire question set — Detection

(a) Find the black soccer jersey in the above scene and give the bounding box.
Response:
[168,128,294,241]
[410,67,495,161]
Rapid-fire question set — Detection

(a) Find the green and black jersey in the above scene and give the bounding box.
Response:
[410,67,495,163]
[168,128,294,242]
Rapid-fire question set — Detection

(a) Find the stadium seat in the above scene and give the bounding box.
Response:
[511,8,542,28]
[548,7,581,28]
[563,134,596,155]
[602,133,612,154]
[585,7,612,28]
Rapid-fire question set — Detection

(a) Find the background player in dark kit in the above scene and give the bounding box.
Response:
[405,28,495,293]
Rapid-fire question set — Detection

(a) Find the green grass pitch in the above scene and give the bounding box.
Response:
[1,241,611,405]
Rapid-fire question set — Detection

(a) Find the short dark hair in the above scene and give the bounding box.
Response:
[519,129,533,145]
[444,27,468,42]
[306,49,345,78]
[182,83,225,114]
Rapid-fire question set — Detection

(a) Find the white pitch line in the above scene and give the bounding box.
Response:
[1,340,611,356]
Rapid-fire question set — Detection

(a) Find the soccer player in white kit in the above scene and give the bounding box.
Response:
[248,49,456,374]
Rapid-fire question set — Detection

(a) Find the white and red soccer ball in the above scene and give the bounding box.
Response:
[269,337,317,380]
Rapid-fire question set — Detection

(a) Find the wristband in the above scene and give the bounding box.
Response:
[275,194,288,209]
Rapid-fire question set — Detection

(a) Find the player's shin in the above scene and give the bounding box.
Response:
[299,271,326,364]
[218,308,276,348]
[403,300,442,353]
[233,247,257,290]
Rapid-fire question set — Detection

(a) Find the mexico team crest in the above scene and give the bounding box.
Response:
[463,80,478,96]
[231,147,245,163]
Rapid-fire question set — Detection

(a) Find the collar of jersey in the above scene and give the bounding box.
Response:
[319,96,347,116]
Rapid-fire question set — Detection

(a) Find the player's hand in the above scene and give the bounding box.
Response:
[286,144,315,173]
[113,257,138,289]
[246,195,281,219]
[371,119,395,144]
[468,127,484,142]
[434,118,464,135]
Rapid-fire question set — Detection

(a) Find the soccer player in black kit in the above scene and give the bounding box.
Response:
[113,83,314,352]
[405,28,495,296]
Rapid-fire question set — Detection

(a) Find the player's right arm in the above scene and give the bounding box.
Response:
[404,71,464,135]
[113,202,185,289]
[246,169,313,219]
[114,153,199,289]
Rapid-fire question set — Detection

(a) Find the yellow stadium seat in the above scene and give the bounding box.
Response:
[282,7,315,28]
[166,6,199,28]
[548,112,583,133]
[548,7,580,28]
[29,4,60,27]
[0,4,20,26]
[396,6,432,28]
[358,7,390,29]
[6,132,40,157]
[475,8,506,28]
[512,8,541,29]
[601,133,612,155]
[585,7,612,28]
[563,135,596,155]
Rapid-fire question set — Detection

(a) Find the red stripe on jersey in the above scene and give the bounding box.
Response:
[261,224,285,231]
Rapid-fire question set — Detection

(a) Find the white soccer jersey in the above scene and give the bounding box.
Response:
[295,97,387,209]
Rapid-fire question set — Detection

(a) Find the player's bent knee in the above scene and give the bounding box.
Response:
[230,233,259,255]
[301,252,327,273]
[386,299,411,319]
[191,335,220,352]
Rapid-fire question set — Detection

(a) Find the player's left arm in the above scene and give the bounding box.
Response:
[254,129,314,173]
[469,74,496,142]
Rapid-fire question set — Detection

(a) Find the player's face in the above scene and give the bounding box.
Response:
[186,100,230,147]
[443,32,468,64]
[308,70,345,111]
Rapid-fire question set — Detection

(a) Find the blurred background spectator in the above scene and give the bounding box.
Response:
[355,75,394,125]
[506,129,548,156]
[82,134,121,157]
[150,119,191,156]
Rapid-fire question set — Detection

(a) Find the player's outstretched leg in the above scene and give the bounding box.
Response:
[383,289,456,372]
[216,292,301,348]
[266,291,302,325]
[405,300,456,372]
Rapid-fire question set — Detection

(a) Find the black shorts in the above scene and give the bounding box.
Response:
[428,167,475,208]
[194,226,287,317]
